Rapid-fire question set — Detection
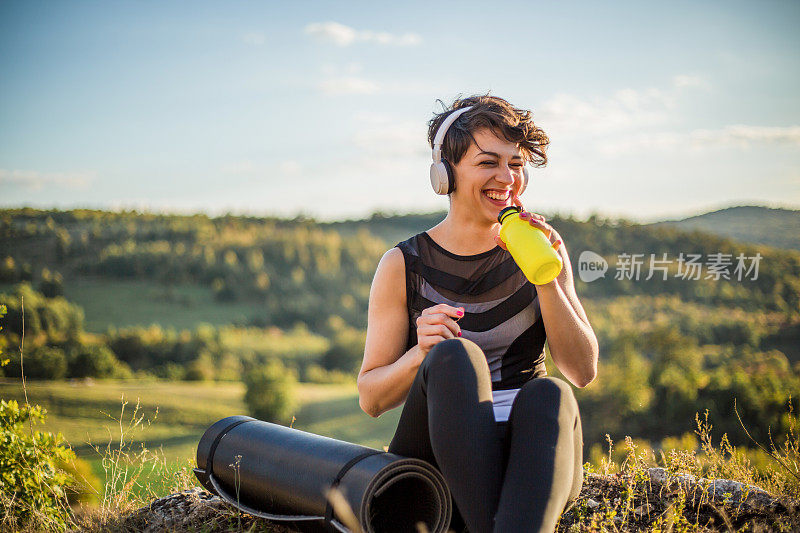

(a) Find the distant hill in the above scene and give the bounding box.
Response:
[2,206,798,336]
[326,205,800,253]
[322,211,445,246]
[648,205,800,252]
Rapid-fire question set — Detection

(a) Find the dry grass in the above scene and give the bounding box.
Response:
[69,397,198,531]
[556,407,800,532]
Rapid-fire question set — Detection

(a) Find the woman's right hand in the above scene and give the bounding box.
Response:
[416,303,464,357]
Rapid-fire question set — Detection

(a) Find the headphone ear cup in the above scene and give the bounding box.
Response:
[518,166,530,196]
[442,159,456,194]
[429,162,450,195]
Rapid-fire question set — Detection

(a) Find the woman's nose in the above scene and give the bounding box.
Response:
[495,165,515,184]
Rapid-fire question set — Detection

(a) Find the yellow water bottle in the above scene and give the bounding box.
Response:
[497,206,563,285]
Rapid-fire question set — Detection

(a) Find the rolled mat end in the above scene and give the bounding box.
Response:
[196,416,452,533]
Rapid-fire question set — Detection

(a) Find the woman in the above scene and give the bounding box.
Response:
[357,94,599,533]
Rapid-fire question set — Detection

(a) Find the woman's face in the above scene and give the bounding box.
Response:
[450,127,526,225]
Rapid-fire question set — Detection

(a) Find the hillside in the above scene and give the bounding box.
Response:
[2,205,800,530]
[1,207,800,486]
[329,204,800,254]
[648,205,800,252]
[2,206,798,336]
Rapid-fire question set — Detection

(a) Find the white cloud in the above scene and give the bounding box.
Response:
[599,125,800,156]
[219,160,257,175]
[538,74,711,137]
[305,21,356,46]
[304,21,422,47]
[242,32,266,46]
[319,77,380,95]
[672,74,711,91]
[694,124,800,145]
[351,112,429,158]
[316,58,444,98]
[0,169,94,191]
[218,160,303,178]
[315,67,445,96]
[539,87,676,137]
[531,74,794,160]
[357,30,422,46]
[321,62,362,76]
[306,152,441,217]
[278,160,302,175]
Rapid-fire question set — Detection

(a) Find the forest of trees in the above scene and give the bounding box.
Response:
[1,208,799,451]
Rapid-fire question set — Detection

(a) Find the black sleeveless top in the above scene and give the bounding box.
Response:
[396,231,548,419]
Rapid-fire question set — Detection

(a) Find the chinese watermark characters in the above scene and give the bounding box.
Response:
[578,250,762,283]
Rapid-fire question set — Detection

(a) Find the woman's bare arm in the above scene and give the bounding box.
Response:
[536,235,599,388]
[495,211,599,388]
[357,248,423,418]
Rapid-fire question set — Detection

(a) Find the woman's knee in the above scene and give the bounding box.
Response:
[514,376,579,418]
[423,337,488,374]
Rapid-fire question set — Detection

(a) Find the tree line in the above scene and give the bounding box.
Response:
[1,208,799,450]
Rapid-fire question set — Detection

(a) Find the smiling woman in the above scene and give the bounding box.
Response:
[357,93,599,533]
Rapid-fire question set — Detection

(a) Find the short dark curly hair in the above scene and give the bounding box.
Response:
[427,92,549,168]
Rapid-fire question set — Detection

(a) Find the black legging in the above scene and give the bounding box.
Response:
[388,338,583,533]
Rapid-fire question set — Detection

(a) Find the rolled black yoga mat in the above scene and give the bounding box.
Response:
[194,415,453,533]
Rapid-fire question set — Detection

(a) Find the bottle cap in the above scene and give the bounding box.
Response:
[497,206,521,224]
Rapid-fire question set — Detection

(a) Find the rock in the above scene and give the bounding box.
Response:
[632,504,650,516]
[116,487,298,533]
[556,469,799,532]
[646,467,668,485]
[105,475,798,533]
[647,467,776,509]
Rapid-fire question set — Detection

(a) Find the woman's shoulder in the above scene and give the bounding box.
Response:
[381,246,405,268]
[375,246,406,282]
[375,230,429,283]
[370,246,408,308]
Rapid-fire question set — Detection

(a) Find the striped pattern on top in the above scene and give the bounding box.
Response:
[396,231,548,421]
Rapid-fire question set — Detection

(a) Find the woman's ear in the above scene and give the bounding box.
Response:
[443,159,456,194]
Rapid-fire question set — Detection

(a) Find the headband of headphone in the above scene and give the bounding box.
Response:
[429,105,529,196]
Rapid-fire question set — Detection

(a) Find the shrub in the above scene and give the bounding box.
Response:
[0,304,7,369]
[37,269,64,298]
[24,346,68,380]
[58,455,101,506]
[68,345,130,379]
[304,363,354,384]
[321,326,366,374]
[0,283,84,341]
[243,358,298,424]
[0,399,77,530]
[185,352,215,381]
[212,278,238,302]
[3,345,71,380]
[152,362,186,380]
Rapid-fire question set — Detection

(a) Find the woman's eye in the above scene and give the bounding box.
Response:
[480,161,522,168]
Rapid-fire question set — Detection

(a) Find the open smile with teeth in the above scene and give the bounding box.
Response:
[483,189,511,204]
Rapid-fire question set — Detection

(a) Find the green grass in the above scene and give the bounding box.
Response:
[0,379,402,499]
[0,379,401,460]
[57,278,268,333]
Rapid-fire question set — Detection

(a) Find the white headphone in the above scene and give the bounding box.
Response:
[429,105,530,195]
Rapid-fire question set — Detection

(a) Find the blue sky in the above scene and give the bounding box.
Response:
[1,0,798,222]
